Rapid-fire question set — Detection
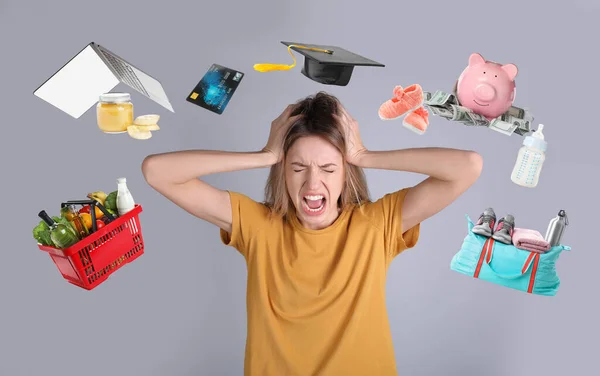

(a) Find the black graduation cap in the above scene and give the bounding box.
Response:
[276,41,385,86]
[281,41,385,86]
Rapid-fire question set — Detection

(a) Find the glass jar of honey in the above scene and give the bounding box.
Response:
[97,93,134,133]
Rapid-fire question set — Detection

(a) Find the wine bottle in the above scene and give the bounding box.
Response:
[38,210,79,249]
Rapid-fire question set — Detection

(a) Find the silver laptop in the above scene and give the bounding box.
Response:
[34,42,174,119]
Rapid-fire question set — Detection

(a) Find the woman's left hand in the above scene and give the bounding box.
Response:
[336,105,367,165]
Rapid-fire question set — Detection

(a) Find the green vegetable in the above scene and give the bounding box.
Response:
[105,191,118,212]
[33,220,54,246]
[52,216,78,237]
[33,215,80,248]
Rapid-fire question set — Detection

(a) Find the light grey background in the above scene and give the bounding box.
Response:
[1,0,598,375]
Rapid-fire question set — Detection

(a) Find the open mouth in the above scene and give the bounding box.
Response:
[302,194,326,213]
[473,100,489,107]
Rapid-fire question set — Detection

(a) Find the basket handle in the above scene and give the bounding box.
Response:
[61,200,116,233]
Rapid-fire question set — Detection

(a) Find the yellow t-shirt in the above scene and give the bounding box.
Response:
[220,188,420,376]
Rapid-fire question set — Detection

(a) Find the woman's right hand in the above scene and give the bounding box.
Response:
[262,104,301,163]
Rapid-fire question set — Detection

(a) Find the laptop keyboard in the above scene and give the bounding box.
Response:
[98,47,149,96]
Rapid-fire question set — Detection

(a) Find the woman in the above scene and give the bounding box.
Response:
[142,92,482,376]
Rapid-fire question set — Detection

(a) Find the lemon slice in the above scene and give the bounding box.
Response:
[127,125,152,140]
[134,114,160,126]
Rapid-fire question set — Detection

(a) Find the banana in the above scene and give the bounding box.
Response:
[136,123,160,131]
[129,114,160,137]
[127,125,152,140]
[87,191,108,205]
[133,114,160,126]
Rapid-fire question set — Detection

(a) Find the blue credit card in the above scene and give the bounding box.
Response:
[186,64,244,115]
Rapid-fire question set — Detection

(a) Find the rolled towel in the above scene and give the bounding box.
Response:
[512,228,551,253]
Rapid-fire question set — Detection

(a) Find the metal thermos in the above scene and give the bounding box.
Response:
[544,210,568,247]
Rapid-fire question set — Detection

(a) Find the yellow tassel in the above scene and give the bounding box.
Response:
[254,45,332,72]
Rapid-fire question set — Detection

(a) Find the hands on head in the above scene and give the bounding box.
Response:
[263,102,368,165]
[262,104,302,163]
[334,104,367,165]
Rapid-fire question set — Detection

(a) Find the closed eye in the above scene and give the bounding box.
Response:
[294,169,335,173]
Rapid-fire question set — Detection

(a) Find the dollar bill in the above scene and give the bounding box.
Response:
[513,112,531,133]
[507,106,525,119]
[424,90,449,106]
[424,91,475,126]
[488,112,533,136]
[488,117,518,136]
[450,104,473,124]
[425,100,487,127]
[424,90,534,136]
[466,111,490,127]
[429,105,454,119]
[424,91,432,103]
[520,109,533,133]
[454,108,490,127]
[424,90,458,107]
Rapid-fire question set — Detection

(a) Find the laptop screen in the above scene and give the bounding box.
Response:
[33,44,119,119]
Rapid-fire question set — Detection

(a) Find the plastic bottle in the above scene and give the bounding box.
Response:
[511,124,547,188]
[116,177,135,216]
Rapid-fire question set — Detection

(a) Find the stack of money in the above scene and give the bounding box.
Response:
[423,90,533,136]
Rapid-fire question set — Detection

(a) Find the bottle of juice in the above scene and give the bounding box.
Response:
[60,205,89,239]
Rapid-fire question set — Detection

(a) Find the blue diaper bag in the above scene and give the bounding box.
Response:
[450,215,571,296]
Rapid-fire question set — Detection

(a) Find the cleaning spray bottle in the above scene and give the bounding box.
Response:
[511,124,547,188]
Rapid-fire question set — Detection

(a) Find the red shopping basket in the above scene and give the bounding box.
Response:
[38,199,144,290]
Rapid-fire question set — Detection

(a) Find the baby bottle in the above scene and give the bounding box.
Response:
[510,124,547,188]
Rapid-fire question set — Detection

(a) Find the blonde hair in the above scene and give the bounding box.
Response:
[264,92,370,222]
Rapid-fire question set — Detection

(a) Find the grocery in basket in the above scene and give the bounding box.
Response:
[32,178,144,290]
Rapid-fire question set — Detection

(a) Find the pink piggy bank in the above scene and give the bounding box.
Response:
[456,53,518,119]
